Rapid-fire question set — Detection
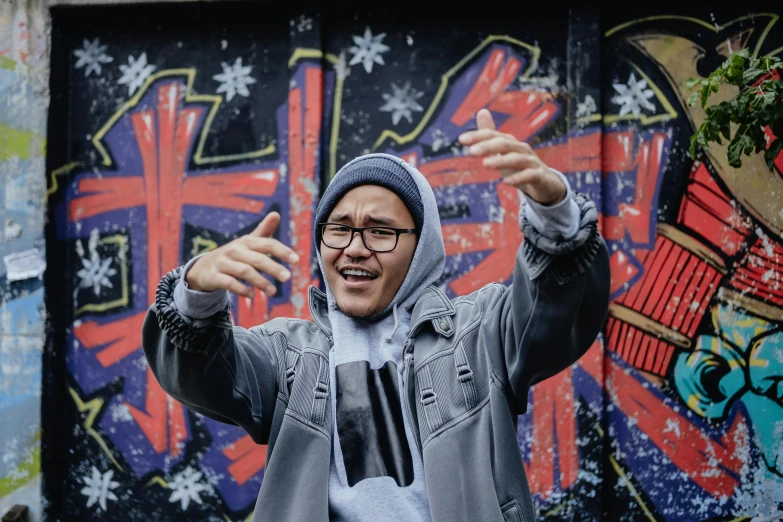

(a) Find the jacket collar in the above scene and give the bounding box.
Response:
[307,284,455,339]
[409,284,455,336]
[308,286,332,338]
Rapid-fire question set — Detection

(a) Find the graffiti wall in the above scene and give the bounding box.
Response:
[0,0,48,520]
[40,4,782,521]
[601,11,783,521]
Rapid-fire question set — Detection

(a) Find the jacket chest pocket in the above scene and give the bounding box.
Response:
[414,327,489,444]
[286,350,331,434]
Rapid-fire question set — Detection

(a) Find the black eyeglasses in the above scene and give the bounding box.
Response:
[319,223,416,252]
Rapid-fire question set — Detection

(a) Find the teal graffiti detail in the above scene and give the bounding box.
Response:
[674,302,783,478]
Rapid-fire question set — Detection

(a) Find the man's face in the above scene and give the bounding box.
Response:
[320,185,417,318]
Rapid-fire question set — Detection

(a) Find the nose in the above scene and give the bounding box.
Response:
[344,230,371,257]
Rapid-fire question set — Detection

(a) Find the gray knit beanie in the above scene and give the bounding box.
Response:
[313,155,424,248]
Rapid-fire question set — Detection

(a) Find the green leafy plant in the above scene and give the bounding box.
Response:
[686,49,783,170]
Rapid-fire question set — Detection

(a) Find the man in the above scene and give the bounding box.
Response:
[143,109,610,521]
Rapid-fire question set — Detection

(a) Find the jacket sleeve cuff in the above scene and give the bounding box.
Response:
[156,265,232,354]
[519,169,580,241]
[521,192,602,284]
[173,254,230,319]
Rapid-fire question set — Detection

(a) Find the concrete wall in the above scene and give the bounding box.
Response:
[1,2,782,521]
[0,1,48,520]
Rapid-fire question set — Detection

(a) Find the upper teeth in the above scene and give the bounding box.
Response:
[342,269,376,278]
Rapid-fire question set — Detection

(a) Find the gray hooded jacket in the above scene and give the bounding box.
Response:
[142,154,610,522]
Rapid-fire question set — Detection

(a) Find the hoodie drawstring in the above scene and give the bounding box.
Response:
[385,303,399,343]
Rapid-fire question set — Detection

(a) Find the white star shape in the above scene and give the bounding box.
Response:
[213,57,257,102]
[348,27,390,74]
[576,94,597,118]
[611,72,656,117]
[379,82,424,125]
[80,466,120,511]
[168,466,211,511]
[117,52,156,96]
[73,38,113,77]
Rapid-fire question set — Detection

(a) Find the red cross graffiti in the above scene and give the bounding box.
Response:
[70,69,323,460]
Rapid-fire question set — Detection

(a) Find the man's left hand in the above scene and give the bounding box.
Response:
[458,108,567,206]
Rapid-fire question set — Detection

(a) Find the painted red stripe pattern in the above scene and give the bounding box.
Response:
[525,367,579,496]
[607,235,722,375]
[605,318,676,376]
[222,434,268,486]
[605,356,747,499]
[603,132,667,245]
[677,163,753,257]
[729,237,783,308]
[72,82,289,459]
[237,65,324,326]
[450,48,520,127]
[617,235,722,338]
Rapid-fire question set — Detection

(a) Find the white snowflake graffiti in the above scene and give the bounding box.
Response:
[117,52,156,96]
[110,402,134,423]
[348,27,390,74]
[213,57,256,102]
[80,466,120,511]
[168,466,211,510]
[431,128,451,152]
[662,418,682,438]
[576,94,597,118]
[379,82,424,125]
[73,38,113,77]
[611,72,656,117]
[75,228,117,297]
[295,15,313,32]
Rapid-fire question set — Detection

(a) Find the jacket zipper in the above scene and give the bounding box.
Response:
[401,338,423,456]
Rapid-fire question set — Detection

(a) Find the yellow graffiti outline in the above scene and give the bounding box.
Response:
[286,48,345,179]
[75,234,129,315]
[603,63,679,125]
[217,511,255,522]
[608,454,658,522]
[288,48,338,69]
[92,68,276,168]
[144,476,168,489]
[191,235,218,257]
[575,113,602,126]
[605,13,780,60]
[45,161,82,200]
[749,336,773,369]
[85,47,349,175]
[542,495,573,517]
[68,386,123,471]
[593,423,658,520]
[604,14,779,129]
[328,61,347,179]
[370,35,541,152]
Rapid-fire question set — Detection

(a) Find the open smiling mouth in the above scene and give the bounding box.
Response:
[339,268,379,283]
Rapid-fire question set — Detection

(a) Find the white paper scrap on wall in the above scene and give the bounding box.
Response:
[3,248,46,282]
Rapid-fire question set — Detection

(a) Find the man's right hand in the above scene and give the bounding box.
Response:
[186,211,299,298]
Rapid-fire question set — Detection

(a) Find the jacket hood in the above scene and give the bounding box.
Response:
[315,153,446,320]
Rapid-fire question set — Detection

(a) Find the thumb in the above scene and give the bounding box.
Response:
[251,211,281,238]
[476,108,496,131]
